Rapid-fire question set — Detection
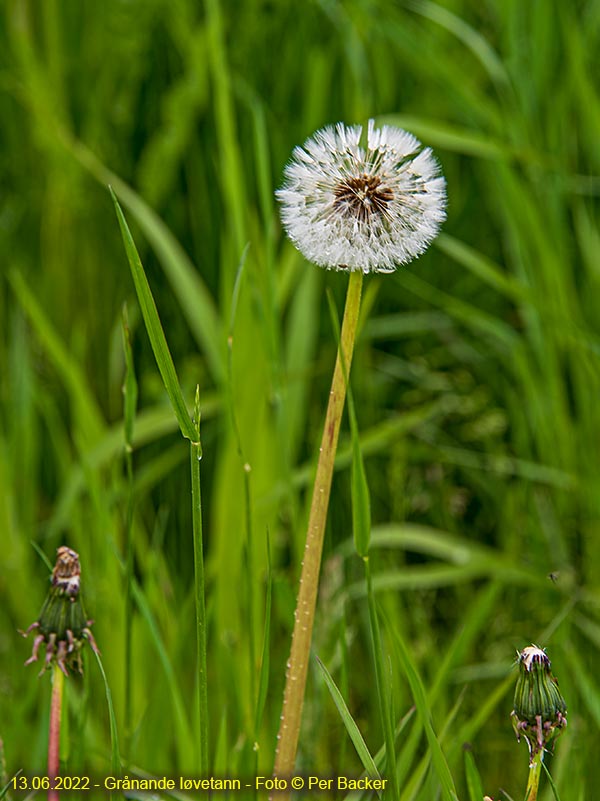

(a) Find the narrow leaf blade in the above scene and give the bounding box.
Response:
[111,189,196,442]
[316,656,382,787]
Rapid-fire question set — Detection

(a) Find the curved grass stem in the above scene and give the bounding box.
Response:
[272,270,363,793]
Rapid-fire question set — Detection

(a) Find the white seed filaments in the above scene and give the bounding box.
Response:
[277,120,446,273]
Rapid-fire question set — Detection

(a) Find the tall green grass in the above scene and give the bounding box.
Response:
[1,1,599,799]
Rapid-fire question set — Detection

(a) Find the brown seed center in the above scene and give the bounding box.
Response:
[333,173,394,222]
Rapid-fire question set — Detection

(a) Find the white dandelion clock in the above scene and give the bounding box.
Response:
[276,119,446,273]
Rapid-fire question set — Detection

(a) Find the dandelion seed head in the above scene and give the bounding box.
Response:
[276,119,446,273]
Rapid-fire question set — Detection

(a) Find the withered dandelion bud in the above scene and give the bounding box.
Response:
[22,546,99,677]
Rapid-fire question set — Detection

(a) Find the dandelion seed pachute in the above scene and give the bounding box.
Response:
[276,119,446,273]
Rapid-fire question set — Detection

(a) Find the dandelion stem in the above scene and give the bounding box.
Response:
[273,269,363,788]
[48,664,64,801]
[525,750,543,801]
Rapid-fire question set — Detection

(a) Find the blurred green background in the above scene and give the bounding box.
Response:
[1,0,599,798]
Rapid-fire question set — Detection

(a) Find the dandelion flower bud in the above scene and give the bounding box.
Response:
[276,119,446,273]
[22,546,99,676]
[511,645,567,761]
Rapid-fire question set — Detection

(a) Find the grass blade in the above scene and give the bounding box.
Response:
[388,624,459,801]
[316,656,383,790]
[254,532,273,736]
[91,650,121,782]
[111,189,196,442]
[130,575,195,769]
[8,270,105,442]
[463,747,484,801]
[364,560,399,800]
[541,759,563,801]
[68,141,224,386]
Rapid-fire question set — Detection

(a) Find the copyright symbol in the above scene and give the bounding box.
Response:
[291,777,304,790]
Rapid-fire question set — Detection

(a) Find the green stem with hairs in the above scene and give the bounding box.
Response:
[273,270,363,789]
[525,750,543,801]
[48,665,64,801]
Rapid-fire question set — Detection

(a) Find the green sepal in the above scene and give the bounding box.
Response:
[513,655,566,724]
